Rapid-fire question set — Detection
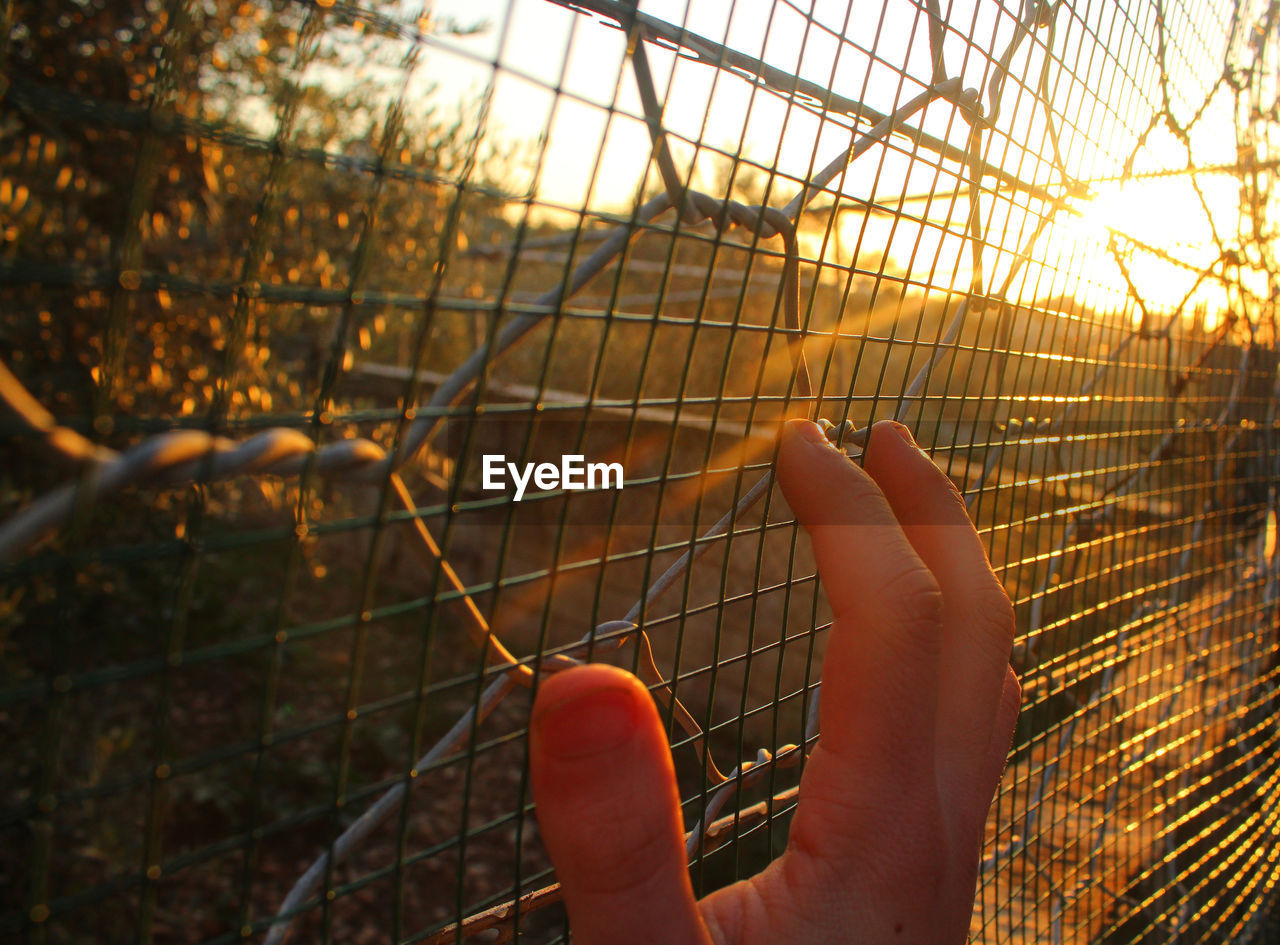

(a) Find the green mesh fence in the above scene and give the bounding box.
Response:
[3,0,1280,941]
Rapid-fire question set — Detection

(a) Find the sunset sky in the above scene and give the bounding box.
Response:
[347,0,1254,322]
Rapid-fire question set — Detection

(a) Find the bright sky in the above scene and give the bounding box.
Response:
[339,0,1253,321]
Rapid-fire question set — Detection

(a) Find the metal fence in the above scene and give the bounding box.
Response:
[2,0,1279,941]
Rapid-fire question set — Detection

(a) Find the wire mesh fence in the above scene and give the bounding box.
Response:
[2,0,1279,941]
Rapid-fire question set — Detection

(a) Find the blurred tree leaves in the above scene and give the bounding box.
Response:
[1,0,508,435]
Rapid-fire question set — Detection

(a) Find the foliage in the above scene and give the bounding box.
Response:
[1,0,508,433]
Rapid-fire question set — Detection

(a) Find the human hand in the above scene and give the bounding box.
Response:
[528,419,1020,945]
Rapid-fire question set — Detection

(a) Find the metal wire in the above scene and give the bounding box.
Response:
[2,0,1279,943]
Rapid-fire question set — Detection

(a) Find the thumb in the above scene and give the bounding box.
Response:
[529,663,711,945]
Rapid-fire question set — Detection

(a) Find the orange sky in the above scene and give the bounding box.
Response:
[375,0,1257,321]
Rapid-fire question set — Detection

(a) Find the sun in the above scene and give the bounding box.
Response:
[1036,173,1240,329]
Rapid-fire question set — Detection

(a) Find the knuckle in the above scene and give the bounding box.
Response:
[880,563,944,634]
[1002,672,1023,713]
[968,577,1016,658]
[1001,668,1023,712]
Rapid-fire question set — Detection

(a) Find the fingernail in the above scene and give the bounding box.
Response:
[887,421,917,446]
[783,418,830,449]
[534,685,641,760]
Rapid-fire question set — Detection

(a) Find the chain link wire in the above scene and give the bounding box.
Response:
[2,0,1280,941]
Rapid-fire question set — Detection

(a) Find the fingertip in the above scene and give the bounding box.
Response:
[864,419,928,472]
[782,417,831,449]
[863,420,967,527]
[533,662,647,721]
[776,418,882,531]
[532,666,646,762]
[877,419,918,448]
[528,665,707,945]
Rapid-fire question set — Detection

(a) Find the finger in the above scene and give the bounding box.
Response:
[862,421,1015,788]
[529,664,710,945]
[980,666,1021,807]
[775,419,942,779]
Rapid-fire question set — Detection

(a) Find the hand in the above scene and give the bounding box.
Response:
[528,419,1020,945]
